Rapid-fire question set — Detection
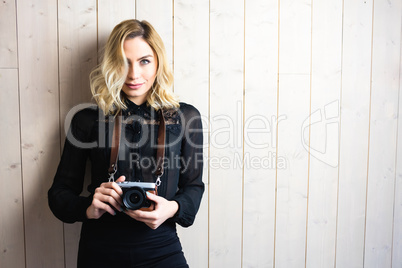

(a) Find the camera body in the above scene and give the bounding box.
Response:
[117,181,156,211]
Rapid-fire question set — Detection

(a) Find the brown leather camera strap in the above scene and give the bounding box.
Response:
[155,109,166,178]
[108,109,166,183]
[108,111,122,176]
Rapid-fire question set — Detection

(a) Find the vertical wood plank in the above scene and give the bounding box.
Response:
[276,75,310,268]
[58,0,97,135]
[0,0,18,68]
[335,1,373,267]
[209,0,244,266]
[393,12,402,267]
[58,1,97,267]
[242,0,278,267]
[136,0,173,66]
[0,69,25,268]
[393,14,402,267]
[365,0,402,267]
[275,0,311,267]
[305,1,343,267]
[173,0,209,267]
[0,2,22,265]
[16,0,64,267]
[97,0,136,52]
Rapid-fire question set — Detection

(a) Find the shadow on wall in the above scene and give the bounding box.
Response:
[50,33,99,266]
[21,33,98,266]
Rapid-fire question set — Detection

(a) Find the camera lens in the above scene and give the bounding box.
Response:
[123,187,145,210]
[129,192,141,204]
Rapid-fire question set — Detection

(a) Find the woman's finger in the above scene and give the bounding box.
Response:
[110,182,123,196]
[96,183,123,204]
[98,192,122,211]
[116,175,126,183]
[101,187,123,205]
[93,187,122,211]
[92,198,116,216]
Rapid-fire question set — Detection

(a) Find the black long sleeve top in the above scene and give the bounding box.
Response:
[48,100,204,228]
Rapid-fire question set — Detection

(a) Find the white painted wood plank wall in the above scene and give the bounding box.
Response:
[0,1,401,267]
[336,0,373,267]
[16,1,63,267]
[365,0,401,267]
[276,0,311,266]
[243,0,278,267]
[209,0,244,266]
[306,1,342,267]
[173,0,209,267]
[0,69,25,268]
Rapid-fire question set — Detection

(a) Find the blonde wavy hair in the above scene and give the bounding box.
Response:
[90,19,179,115]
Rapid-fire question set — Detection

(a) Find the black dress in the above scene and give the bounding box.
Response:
[48,100,204,267]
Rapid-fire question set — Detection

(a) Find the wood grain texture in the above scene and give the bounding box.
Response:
[173,0,209,267]
[136,0,173,66]
[16,0,64,267]
[279,0,311,75]
[209,0,244,266]
[0,69,25,268]
[0,0,18,68]
[275,75,310,268]
[58,0,97,139]
[242,0,278,267]
[335,1,373,267]
[275,0,311,267]
[305,0,343,267]
[364,0,402,267]
[393,18,402,267]
[58,1,97,267]
[97,0,136,53]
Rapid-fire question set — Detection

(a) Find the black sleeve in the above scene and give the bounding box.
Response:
[48,109,96,223]
[171,104,205,227]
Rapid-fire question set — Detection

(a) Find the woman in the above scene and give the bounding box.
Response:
[48,19,204,267]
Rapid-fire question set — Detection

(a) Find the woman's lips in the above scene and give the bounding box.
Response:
[125,83,144,89]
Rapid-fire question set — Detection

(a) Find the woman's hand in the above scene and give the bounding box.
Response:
[86,176,126,219]
[124,193,179,230]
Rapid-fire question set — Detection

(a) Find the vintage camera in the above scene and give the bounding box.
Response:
[117,181,157,211]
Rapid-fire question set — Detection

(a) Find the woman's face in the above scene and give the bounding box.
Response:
[121,37,158,105]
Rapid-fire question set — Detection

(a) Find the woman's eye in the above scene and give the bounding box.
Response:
[140,59,150,65]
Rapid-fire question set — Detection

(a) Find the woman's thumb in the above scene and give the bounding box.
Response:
[116,175,126,183]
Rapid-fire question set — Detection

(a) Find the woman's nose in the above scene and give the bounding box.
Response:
[128,64,140,80]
